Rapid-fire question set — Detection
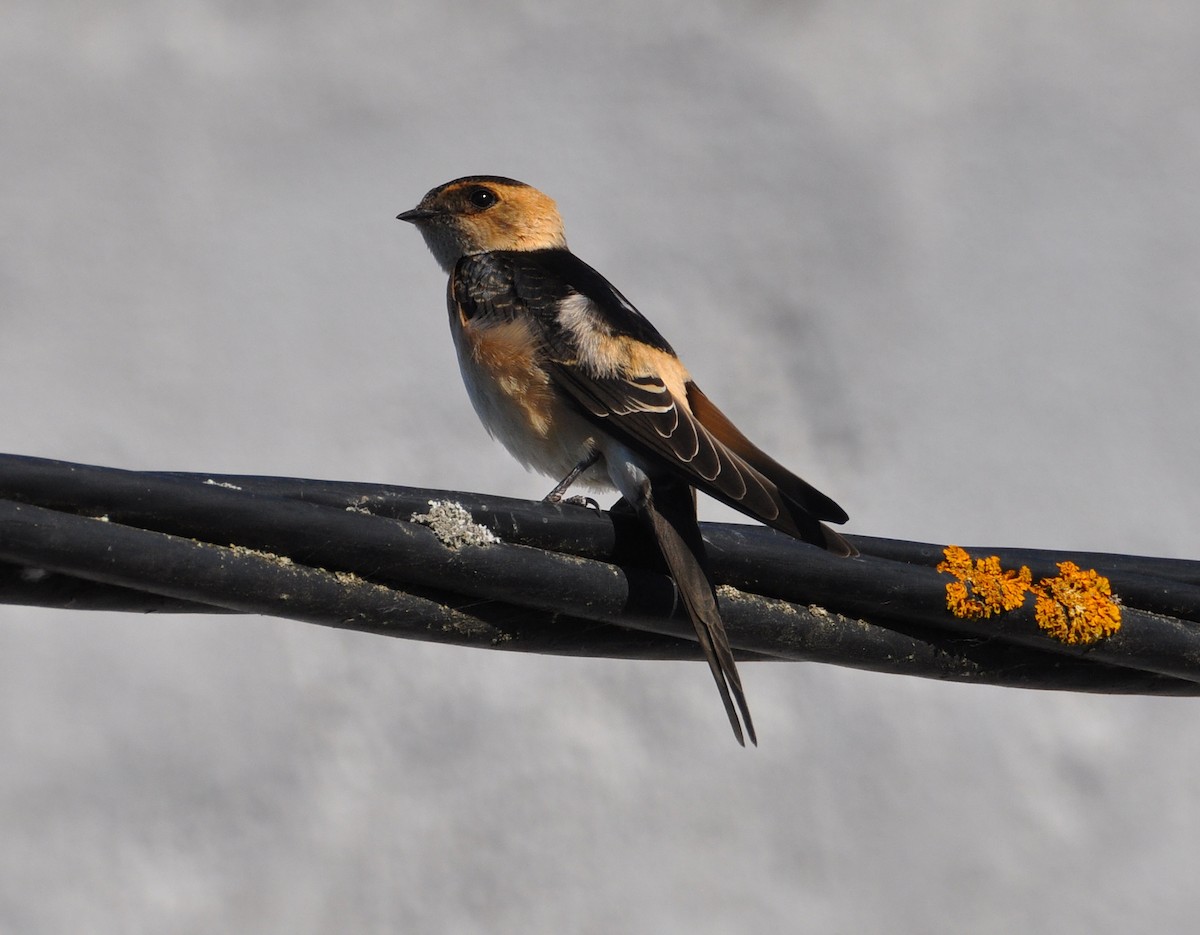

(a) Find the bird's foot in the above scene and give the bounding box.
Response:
[545,493,601,511]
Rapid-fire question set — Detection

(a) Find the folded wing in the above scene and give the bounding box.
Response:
[549,356,854,556]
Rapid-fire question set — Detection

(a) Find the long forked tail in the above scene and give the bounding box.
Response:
[637,477,756,746]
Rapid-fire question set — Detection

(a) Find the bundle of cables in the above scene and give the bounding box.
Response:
[2,454,1198,696]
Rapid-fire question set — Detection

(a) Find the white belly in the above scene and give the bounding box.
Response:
[452,316,615,491]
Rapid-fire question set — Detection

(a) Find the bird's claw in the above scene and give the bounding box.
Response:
[560,494,601,511]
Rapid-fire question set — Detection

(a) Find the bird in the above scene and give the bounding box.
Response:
[398,176,853,745]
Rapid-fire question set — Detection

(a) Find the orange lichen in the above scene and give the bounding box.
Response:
[937,547,1121,645]
[936,545,1032,619]
[1030,561,1122,645]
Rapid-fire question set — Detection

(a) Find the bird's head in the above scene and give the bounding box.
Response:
[397,176,567,271]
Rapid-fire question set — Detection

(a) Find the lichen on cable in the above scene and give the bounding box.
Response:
[410,500,499,549]
[937,546,1121,645]
[936,545,1031,619]
[1030,561,1123,645]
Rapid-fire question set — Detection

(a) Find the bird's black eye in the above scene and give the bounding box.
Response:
[468,187,498,209]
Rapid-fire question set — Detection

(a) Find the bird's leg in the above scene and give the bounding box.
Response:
[543,450,601,504]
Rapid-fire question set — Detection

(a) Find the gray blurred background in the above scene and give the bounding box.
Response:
[3,2,1199,932]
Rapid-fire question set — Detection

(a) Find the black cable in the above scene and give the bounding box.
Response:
[2,453,1198,695]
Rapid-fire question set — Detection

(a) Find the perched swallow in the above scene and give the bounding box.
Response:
[399,176,853,745]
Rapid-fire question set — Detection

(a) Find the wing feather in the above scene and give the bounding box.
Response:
[455,249,853,555]
[548,360,781,521]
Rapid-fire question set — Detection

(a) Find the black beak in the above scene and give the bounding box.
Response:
[396,207,434,223]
